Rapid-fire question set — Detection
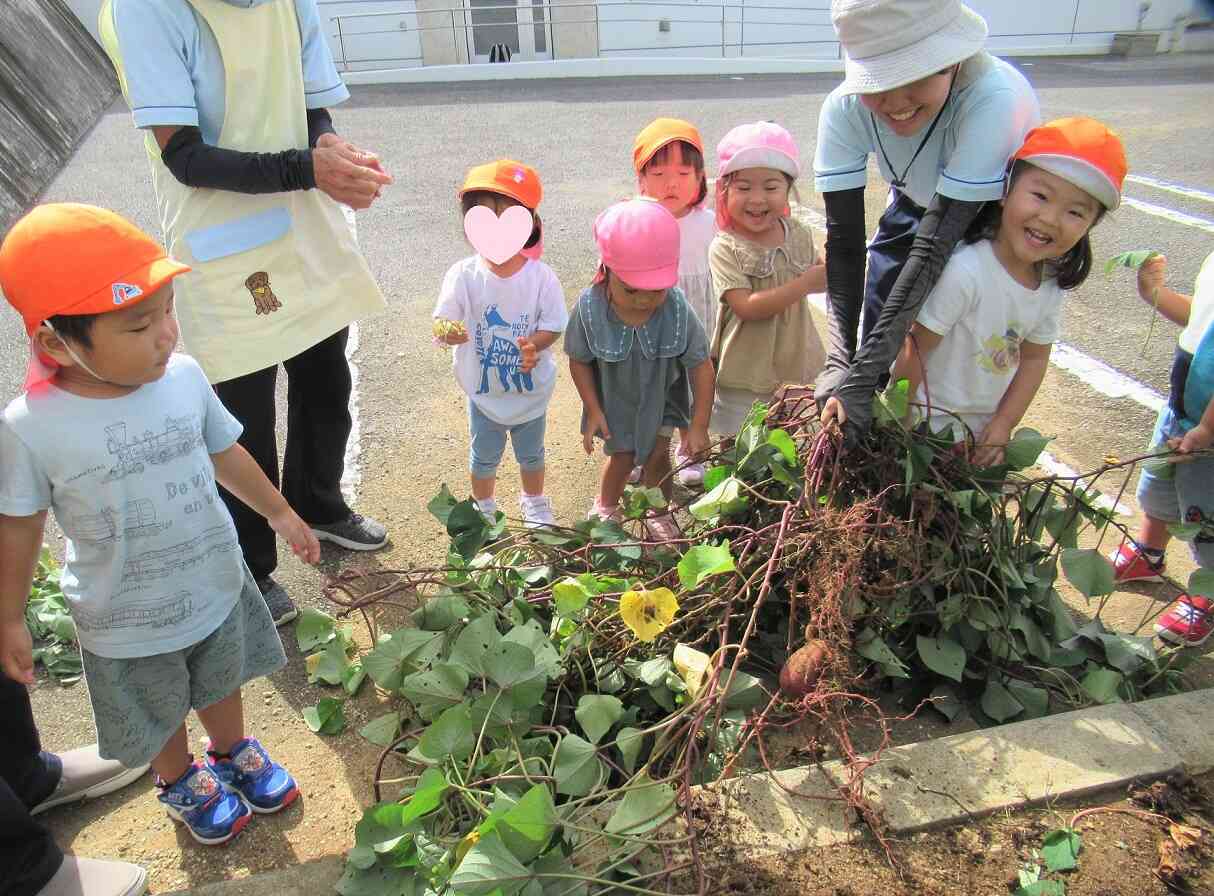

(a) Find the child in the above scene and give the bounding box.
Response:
[709,122,827,435]
[1109,250,1214,646]
[0,204,320,846]
[890,117,1126,463]
[634,118,717,486]
[565,199,715,538]
[433,160,568,528]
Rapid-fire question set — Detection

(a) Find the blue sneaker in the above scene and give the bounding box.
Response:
[205,737,299,814]
[157,761,251,845]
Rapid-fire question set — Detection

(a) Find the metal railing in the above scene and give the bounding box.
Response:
[330,1,834,70]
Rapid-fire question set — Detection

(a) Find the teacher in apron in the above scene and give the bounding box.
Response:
[814,0,1040,439]
[100,0,392,624]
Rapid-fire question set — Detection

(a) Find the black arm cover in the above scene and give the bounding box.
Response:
[306,107,336,148]
[160,126,316,194]
[816,188,867,400]
[832,194,984,440]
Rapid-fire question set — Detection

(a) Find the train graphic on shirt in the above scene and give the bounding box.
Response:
[103,414,203,482]
[73,592,193,632]
[121,525,238,581]
[72,500,170,544]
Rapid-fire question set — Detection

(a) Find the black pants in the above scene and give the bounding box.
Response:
[214,327,354,581]
[1,672,63,896]
[861,188,926,342]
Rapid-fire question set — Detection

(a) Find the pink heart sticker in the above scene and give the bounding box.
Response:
[463,205,533,265]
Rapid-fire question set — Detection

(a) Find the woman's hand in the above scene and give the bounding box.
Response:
[819,395,847,426]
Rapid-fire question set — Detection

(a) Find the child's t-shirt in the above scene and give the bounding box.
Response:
[677,205,718,339]
[434,256,569,426]
[914,239,1064,435]
[0,354,245,660]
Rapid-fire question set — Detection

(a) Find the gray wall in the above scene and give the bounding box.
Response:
[1,0,118,230]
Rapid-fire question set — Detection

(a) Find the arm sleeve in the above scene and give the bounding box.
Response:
[708,238,750,300]
[833,194,985,438]
[812,91,872,195]
[938,88,1040,202]
[433,265,470,322]
[296,0,351,108]
[816,187,867,398]
[0,422,51,517]
[562,302,595,364]
[160,127,315,193]
[106,0,200,129]
[536,269,569,334]
[915,254,977,337]
[307,107,336,147]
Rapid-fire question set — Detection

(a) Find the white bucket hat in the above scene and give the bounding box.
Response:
[832,0,988,95]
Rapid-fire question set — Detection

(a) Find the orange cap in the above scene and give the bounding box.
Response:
[459,159,542,209]
[0,203,190,335]
[1012,117,1127,211]
[633,118,704,173]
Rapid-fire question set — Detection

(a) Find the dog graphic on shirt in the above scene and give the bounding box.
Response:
[476,305,533,395]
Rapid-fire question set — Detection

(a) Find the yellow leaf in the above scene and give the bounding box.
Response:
[455,829,480,865]
[305,652,322,676]
[619,588,679,642]
[673,643,711,698]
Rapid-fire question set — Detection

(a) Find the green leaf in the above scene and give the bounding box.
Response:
[702,464,732,491]
[413,702,476,763]
[309,638,353,686]
[400,767,449,827]
[1104,249,1159,275]
[503,621,562,679]
[574,695,623,744]
[303,697,346,735]
[296,607,339,652]
[723,671,768,709]
[854,628,909,678]
[497,784,557,864]
[486,642,540,689]
[927,686,964,722]
[1006,683,1050,720]
[448,498,492,560]
[363,629,445,691]
[399,664,471,720]
[1097,633,1155,675]
[677,541,736,590]
[451,831,531,896]
[689,476,749,521]
[767,428,797,465]
[1191,569,1214,596]
[616,726,645,774]
[604,773,677,837]
[1004,428,1052,470]
[874,377,909,425]
[1168,522,1202,542]
[552,734,605,796]
[412,593,471,631]
[336,862,419,896]
[427,483,458,526]
[1013,881,1066,896]
[553,577,593,616]
[1041,828,1082,873]
[450,613,503,678]
[980,680,1024,723]
[1061,548,1116,599]
[342,662,367,696]
[359,711,401,747]
[1081,667,1124,704]
[916,635,966,682]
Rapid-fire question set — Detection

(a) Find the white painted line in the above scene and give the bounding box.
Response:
[1122,196,1214,236]
[1050,343,1164,413]
[1036,451,1133,517]
[342,320,362,503]
[1126,174,1214,205]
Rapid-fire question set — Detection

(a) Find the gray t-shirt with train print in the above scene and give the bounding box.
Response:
[0,354,245,659]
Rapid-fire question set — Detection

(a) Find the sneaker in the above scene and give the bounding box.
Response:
[475,497,498,522]
[36,855,146,896]
[32,746,148,816]
[1155,594,1214,647]
[627,466,643,484]
[256,577,298,627]
[311,512,388,551]
[156,762,251,845]
[675,460,705,488]
[519,494,556,529]
[643,511,681,542]
[1110,543,1166,584]
[204,737,299,814]
[587,501,623,524]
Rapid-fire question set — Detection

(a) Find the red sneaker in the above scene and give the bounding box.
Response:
[1155,594,1214,647]
[1109,543,1165,584]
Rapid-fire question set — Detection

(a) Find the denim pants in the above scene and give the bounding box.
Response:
[468,401,546,478]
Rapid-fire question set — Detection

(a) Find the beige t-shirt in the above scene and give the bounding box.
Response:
[709,214,826,394]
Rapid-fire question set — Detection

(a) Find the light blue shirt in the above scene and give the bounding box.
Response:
[105,0,349,145]
[813,54,1041,208]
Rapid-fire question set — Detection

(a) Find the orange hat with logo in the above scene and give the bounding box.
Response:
[459,159,542,209]
[633,118,704,173]
[0,202,190,336]
[1012,117,1127,211]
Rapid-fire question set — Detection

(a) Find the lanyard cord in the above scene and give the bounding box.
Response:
[871,70,957,190]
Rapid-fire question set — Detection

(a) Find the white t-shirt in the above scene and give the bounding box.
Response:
[434,256,569,425]
[0,355,245,659]
[677,206,718,338]
[1179,250,1214,355]
[914,239,1064,436]
[814,53,1041,209]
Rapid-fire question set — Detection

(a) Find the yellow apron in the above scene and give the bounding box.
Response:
[100,0,385,383]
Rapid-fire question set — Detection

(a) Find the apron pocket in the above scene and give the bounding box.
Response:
[185,207,292,263]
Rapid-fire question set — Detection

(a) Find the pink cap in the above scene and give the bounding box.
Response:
[716,121,800,179]
[593,198,680,290]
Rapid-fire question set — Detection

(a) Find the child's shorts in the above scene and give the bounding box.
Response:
[468,400,546,478]
[80,569,287,767]
[1137,406,1214,573]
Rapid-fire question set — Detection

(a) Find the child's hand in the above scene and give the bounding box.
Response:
[802,261,827,295]
[517,337,538,373]
[0,619,35,685]
[972,418,1013,467]
[682,425,710,460]
[269,508,321,564]
[433,318,469,346]
[1137,254,1167,304]
[1168,422,1214,458]
[583,410,611,454]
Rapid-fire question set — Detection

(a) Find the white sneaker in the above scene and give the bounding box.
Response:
[519,494,555,529]
[627,465,643,484]
[587,501,623,523]
[475,497,498,522]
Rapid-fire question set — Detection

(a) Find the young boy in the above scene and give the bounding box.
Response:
[1110,250,1214,645]
[0,204,320,845]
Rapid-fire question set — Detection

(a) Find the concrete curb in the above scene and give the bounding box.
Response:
[163,689,1214,893]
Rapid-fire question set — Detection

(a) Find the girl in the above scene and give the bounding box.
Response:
[634,118,717,486]
[709,122,827,435]
[814,0,1040,437]
[890,117,1127,464]
[433,159,568,528]
[565,199,715,538]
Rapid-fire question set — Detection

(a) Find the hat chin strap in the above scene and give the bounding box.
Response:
[41,321,108,383]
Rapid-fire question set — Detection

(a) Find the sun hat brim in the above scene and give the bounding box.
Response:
[838,5,987,95]
[1021,155,1121,211]
[719,147,800,179]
